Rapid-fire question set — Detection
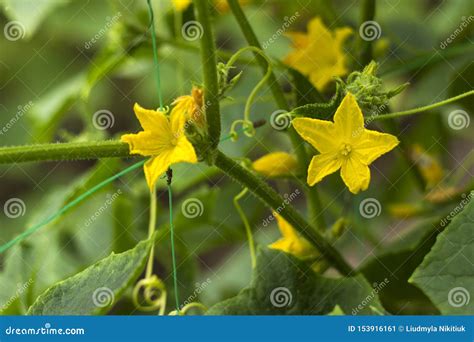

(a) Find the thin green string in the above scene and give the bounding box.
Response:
[168,185,180,311]
[0,129,248,255]
[147,0,164,109]
[0,160,145,254]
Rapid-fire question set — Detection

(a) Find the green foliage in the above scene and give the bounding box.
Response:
[28,238,152,315]
[410,199,474,315]
[208,248,383,315]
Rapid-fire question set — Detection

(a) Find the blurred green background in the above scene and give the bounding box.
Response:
[0,0,472,315]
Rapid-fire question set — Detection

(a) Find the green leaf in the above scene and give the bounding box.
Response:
[207,247,383,315]
[359,216,448,315]
[410,198,474,315]
[27,238,152,315]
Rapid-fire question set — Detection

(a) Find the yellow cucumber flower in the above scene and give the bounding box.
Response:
[121,103,198,191]
[252,152,298,177]
[172,86,205,127]
[173,0,250,12]
[269,214,318,260]
[284,17,352,91]
[410,144,443,188]
[214,0,250,12]
[292,93,399,194]
[172,0,192,11]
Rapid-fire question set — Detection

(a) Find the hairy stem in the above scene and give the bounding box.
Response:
[194,0,221,150]
[0,140,130,164]
[226,0,326,231]
[372,90,474,121]
[214,150,353,275]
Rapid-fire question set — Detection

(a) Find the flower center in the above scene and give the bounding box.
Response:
[339,143,352,157]
[170,137,178,146]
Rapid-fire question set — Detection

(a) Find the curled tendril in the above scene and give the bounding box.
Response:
[132,275,167,315]
[226,46,272,141]
[168,302,208,316]
[229,120,256,141]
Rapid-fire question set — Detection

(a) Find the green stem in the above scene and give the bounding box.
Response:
[296,178,326,232]
[226,0,325,231]
[0,128,249,165]
[234,188,257,268]
[357,0,376,66]
[214,150,353,275]
[168,184,180,312]
[372,91,474,121]
[0,140,130,164]
[194,0,221,150]
[145,186,158,279]
[2,90,470,165]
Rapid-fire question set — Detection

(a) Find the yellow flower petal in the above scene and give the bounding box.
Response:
[334,27,353,46]
[121,131,170,156]
[284,32,309,48]
[307,153,342,186]
[172,86,205,127]
[334,93,365,141]
[144,152,173,190]
[121,101,198,191]
[173,0,192,11]
[291,92,398,194]
[143,138,197,191]
[275,213,298,239]
[284,16,352,91]
[292,117,339,153]
[269,214,318,260]
[252,152,298,177]
[340,154,370,194]
[355,129,399,164]
[173,137,198,165]
[133,103,170,133]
